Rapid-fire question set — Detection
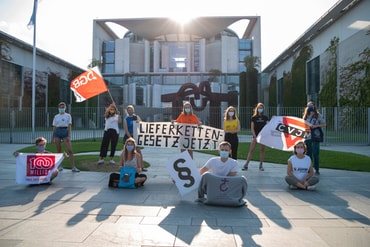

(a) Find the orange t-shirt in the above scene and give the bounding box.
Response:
[175,113,200,124]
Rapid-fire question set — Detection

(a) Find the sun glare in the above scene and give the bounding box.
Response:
[169,14,198,25]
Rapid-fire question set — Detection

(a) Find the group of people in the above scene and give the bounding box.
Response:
[16,100,325,192]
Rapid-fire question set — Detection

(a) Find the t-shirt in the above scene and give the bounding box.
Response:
[288,155,311,180]
[175,113,200,124]
[305,113,325,140]
[125,115,138,135]
[202,157,239,176]
[251,115,268,135]
[224,119,239,132]
[104,114,120,134]
[52,113,72,127]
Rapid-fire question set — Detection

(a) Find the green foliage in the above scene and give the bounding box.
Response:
[239,72,247,107]
[268,75,277,106]
[339,47,370,107]
[246,68,258,106]
[282,72,293,106]
[88,58,102,69]
[291,45,313,106]
[320,37,339,107]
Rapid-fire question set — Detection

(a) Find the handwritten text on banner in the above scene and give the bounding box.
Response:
[134,122,225,150]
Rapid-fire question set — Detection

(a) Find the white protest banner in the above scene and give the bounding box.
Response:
[256,116,310,151]
[134,122,225,150]
[166,151,201,196]
[16,153,64,184]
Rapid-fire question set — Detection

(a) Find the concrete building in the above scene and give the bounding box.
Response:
[261,0,370,107]
[0,30,84,109]
[92,16,261,112]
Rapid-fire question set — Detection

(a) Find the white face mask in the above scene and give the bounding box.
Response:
[295,148,305,155]
[184,108,191,113]
[257,108,263,113]
[228,111,235,117]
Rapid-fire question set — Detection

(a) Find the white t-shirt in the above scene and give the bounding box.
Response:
[104,114,120,134]
[288,155,311,180]
[52,113,72,127]
[202,157,239,176]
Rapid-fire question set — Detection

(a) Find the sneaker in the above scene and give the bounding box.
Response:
[289,185,298,190]
[58,166,63,172]
[259,166,264,171]
[195,198,205,203]
[109,159,115,164]
[307,185,316,191]
[315,171,320,175]
[242,164,248,171]
[98,159,104,164]
[72,167,80,172]
[142,168,148,172]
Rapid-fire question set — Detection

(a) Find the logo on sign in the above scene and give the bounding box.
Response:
[26,155,55,176]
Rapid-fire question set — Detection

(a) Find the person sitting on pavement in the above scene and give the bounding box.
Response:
[285,141,319,190]
[13,137,59,185]
[196,141,247,206]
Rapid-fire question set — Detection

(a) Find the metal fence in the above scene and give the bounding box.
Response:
[0,106,369,145]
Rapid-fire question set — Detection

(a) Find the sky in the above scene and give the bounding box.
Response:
[0,0,339,70]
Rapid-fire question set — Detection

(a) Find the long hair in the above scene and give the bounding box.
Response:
[252,103,265,117]
[123,137,137,162]
[302,101,320,120]
[224,106,238,120]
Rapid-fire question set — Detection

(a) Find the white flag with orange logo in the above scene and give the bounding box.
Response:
[256,116,311,151]
[16,153,64,184]
[70,66,108,102]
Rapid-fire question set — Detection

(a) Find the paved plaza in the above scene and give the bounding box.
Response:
[0,143,369,247]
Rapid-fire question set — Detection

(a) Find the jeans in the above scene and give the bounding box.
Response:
[304,139,320,172]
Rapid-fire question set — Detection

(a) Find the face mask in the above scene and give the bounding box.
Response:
[308,106,314,112]
[59,108,65,113]
[184,108,191,113]
[257,108,263,113]
[37,145,45,152]
[228,111,234,117]
[295,148,305,155]
[220,151,229,158]
[126,145,134,151]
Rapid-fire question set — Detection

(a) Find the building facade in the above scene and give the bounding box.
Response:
[262,0,370,107]
[92,16,261,117]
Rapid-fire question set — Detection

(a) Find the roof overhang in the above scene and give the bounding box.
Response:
[95,16,259,42]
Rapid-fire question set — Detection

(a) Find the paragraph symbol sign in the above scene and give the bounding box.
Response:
[173,158,195,188]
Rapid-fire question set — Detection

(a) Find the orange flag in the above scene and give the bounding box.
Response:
[70,66,108,102]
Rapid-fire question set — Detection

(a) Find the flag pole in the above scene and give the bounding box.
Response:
[28,0,38,140]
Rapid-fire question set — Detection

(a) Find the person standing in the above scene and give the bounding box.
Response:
[98,103,122,164]
[303,101,326,175]
[243,103,269,171]
[123,105,147,171]
[51,102,79,172]
[223,106,240,160]
[285,141,319,190]
[172,101,201,159]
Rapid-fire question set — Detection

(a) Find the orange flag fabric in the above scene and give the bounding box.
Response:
[70,66,108,102]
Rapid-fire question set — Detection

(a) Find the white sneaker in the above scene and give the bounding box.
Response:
[307,185,316,191]
[72,167,80,172]
[109,159,115,164]
[97,159,104,164]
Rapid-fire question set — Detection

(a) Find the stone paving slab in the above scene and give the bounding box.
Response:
[0,144,369,247]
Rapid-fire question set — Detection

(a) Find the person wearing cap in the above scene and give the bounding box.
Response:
[172,101,201,159]
[51,102,80,172]
[98,103,122,164]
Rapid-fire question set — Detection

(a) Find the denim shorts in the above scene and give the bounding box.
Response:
[54,127,68,139]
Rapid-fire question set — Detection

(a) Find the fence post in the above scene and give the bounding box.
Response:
[10,110,15,144]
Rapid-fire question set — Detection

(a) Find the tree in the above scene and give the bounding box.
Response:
[242,56,260,107]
